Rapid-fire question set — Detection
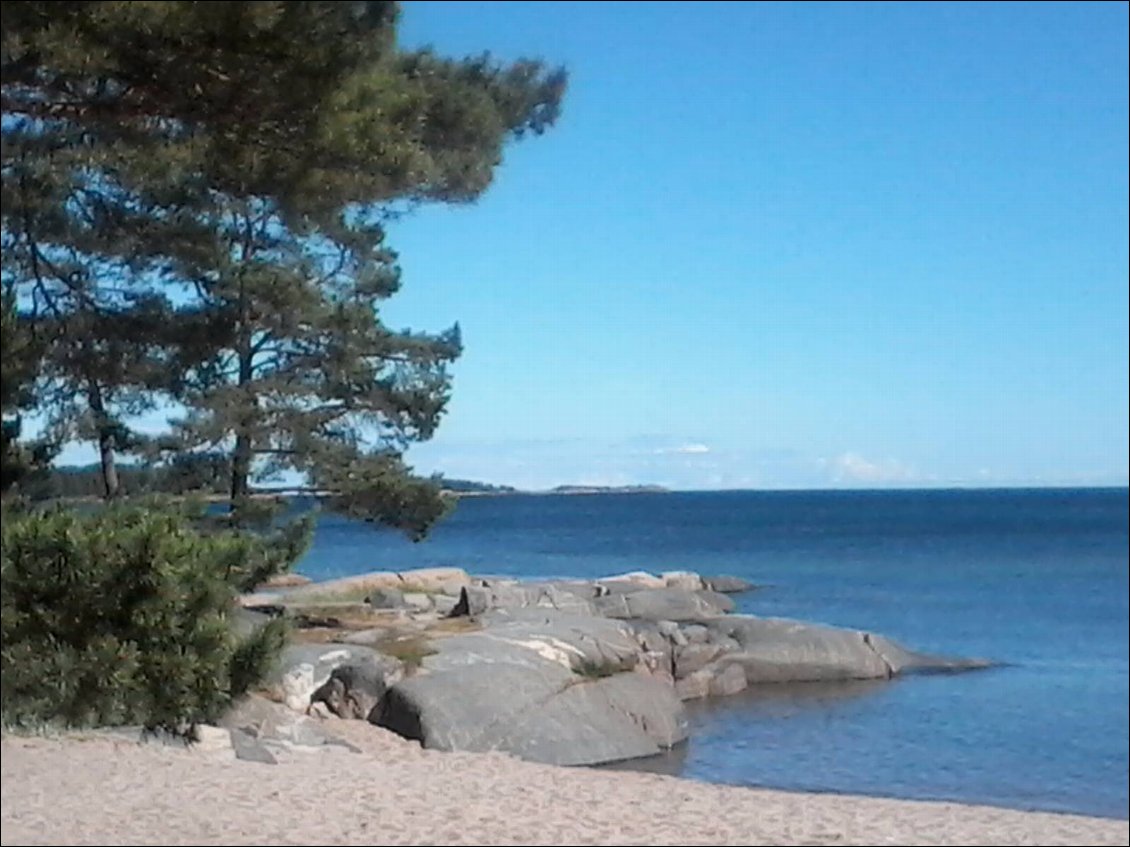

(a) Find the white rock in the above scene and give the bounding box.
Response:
[597,571,664,589]
[281,663,316,712]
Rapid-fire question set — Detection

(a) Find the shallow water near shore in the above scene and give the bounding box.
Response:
[296,487,1130,819]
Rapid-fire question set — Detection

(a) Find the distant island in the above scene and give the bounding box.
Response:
[548,484,670,495]
[435,477,518,495]
[439,480,670,497]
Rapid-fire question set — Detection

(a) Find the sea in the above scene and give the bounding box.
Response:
[295,487,1130,820]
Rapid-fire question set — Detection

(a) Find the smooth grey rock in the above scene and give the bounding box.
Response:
[378,666,685,766]
[595,588,735,622]
[366,587,406,609]
[708,662,748,696]
[311,654,405,720]
[373,609,685,766]
[704,616,992,684]
[681,624,710,644]
[673,642,724,679]
[702,575,756,594]
[706,616,891,683]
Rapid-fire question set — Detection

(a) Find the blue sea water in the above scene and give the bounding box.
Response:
[295,487,1130,819]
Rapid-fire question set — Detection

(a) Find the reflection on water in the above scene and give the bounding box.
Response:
[599,678,888,778]
[684,677,889,718]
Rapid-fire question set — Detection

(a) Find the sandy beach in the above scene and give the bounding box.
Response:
[2,722,1125,847]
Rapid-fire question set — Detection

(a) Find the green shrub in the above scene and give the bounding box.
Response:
[0,504,290,733]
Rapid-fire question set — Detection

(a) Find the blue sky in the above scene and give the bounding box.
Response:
[53,2,1130,490]
[379,1,1129,490]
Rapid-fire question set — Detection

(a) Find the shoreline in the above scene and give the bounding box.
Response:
[2,727,1126,846]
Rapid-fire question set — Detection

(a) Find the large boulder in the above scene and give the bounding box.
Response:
[594,588,735,622]
[373,609,686,766]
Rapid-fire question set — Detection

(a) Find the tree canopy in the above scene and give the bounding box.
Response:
[1,1,565,541]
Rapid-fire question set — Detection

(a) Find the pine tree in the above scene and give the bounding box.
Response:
[2,1,566,537]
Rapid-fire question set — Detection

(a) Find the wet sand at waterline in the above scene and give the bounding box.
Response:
[2,722,1126,846]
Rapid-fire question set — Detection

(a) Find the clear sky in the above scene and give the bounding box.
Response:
[46,2,1130,491]
[375,0,1129,491]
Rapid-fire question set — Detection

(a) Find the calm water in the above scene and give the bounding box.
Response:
[296,488,1130,819]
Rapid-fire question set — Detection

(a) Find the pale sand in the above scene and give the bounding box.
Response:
[2,722,1126,847]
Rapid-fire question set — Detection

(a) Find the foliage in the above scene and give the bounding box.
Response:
[0,503,292,732]
[0,289,54,496]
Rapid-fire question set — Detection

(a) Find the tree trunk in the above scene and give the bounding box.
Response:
[230,267,254,513]
[86,383,120,499]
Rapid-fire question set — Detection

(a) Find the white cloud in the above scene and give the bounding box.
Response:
[654,443,711,455]
[828,452,916,484]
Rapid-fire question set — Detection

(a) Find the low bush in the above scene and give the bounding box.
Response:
[0,503,290,733]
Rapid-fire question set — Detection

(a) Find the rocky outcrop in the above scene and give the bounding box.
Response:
[250,567,991,767]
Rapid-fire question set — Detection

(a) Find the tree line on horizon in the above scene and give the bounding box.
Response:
[1,1,565,539]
